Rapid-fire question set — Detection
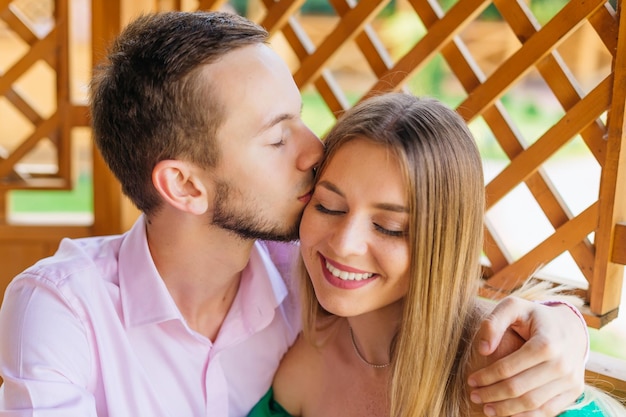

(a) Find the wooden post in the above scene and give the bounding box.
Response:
[590,3,626,316]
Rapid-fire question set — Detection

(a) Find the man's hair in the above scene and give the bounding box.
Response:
[90,11,268,214]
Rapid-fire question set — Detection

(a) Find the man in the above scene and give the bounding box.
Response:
[0,11,587,417]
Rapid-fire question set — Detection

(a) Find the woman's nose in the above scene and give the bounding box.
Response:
[327,216,368,258]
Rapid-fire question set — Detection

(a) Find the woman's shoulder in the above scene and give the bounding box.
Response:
[273,329,330,416]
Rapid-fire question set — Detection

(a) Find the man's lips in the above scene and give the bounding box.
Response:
[298,190,313,204]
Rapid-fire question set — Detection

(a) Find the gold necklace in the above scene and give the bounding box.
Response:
[348,326,391,369]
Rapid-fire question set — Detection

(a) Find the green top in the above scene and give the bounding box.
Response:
[247,388,607,417]
[248,388,292,417]
[560,394,606,415]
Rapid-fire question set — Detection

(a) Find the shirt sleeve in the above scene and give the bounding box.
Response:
[0,274,97,416]
[539,300,590,362]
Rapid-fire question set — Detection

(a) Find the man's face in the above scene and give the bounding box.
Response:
[204,44,323,241]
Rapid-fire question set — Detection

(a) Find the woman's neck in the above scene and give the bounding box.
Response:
[344,300,403,368]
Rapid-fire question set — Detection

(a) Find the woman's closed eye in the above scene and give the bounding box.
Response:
[374,223,405,238]
[315,203,406,237]
[314,203,344,215]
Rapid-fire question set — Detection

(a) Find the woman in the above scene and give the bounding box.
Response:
[250,93,624,416]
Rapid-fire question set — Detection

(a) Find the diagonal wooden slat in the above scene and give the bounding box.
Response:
[263,9,351,115]
[311,68,351,118]
[484,219,514,272]
[197,0,228,11]
[523,171,596,282]
[410,0,514,274]
[486,75,612,208]
[457,0,607,123]
[1,6,37,44]
[299,0,396,115]
[261,0,306,36]
[4,87,44,125]
[293,0,390,88]
[490,0,605,283]
[588,3,619,54]
[496,0,608,166]
[2,4,57,72]
[206,0,349,121]
[481,105,597,284]
[328,0,394,78]
[486,202,599,291]
[0,113,58,179]
[0,28,57,96]
[0,5,59,74]
[412,1,596,282]
[365,0,490,96]
[0,0,11,14]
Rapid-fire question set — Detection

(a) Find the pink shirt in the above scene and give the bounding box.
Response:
[0,217,301,417]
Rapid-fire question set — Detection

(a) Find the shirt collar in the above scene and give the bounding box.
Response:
[118,216,183,327]
[118,216,289,333]
[240,241,289,328]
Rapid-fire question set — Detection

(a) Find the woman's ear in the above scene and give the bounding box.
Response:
[152,160,208,215]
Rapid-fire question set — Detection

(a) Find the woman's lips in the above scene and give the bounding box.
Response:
[318,255,377,290]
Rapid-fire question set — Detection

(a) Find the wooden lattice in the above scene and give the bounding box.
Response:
[186,0,625,326]
[0,0,624,328]
[0,0,72,193]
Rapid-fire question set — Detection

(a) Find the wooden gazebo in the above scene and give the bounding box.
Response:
[1,0,625,393]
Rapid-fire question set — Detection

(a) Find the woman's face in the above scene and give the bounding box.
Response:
[299,137,411,318]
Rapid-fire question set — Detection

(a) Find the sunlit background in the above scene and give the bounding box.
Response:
[1,0,624,359]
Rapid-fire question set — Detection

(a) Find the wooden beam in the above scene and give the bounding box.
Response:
[72,105,90,127]
[612,223,626,265]
[590,1,626,316]
[580,305,619,329]
[586,351,626,399]
[91,0,123,235]
[457,0,607,122]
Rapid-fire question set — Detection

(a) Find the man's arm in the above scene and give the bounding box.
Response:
[0,276,96,415]
[468,297,587,417]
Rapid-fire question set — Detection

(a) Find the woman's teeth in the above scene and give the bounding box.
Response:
[325,261,374,281]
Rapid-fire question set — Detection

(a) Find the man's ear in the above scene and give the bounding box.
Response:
[152,160,208,215]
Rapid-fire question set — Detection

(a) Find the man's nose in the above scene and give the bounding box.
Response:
[296,125,324,172]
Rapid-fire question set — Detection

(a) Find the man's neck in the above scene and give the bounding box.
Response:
[145,212,255,341]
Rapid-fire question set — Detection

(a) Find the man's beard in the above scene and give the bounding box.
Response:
[211,180,301,242]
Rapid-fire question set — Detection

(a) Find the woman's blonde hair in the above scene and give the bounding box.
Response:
[300,93,485,416]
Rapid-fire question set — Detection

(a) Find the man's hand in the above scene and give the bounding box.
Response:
[468,297,587,417]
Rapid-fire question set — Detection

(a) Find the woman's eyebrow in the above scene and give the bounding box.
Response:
[317,180,344,197]
[374,203,409,213]
[317,180,408,213]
